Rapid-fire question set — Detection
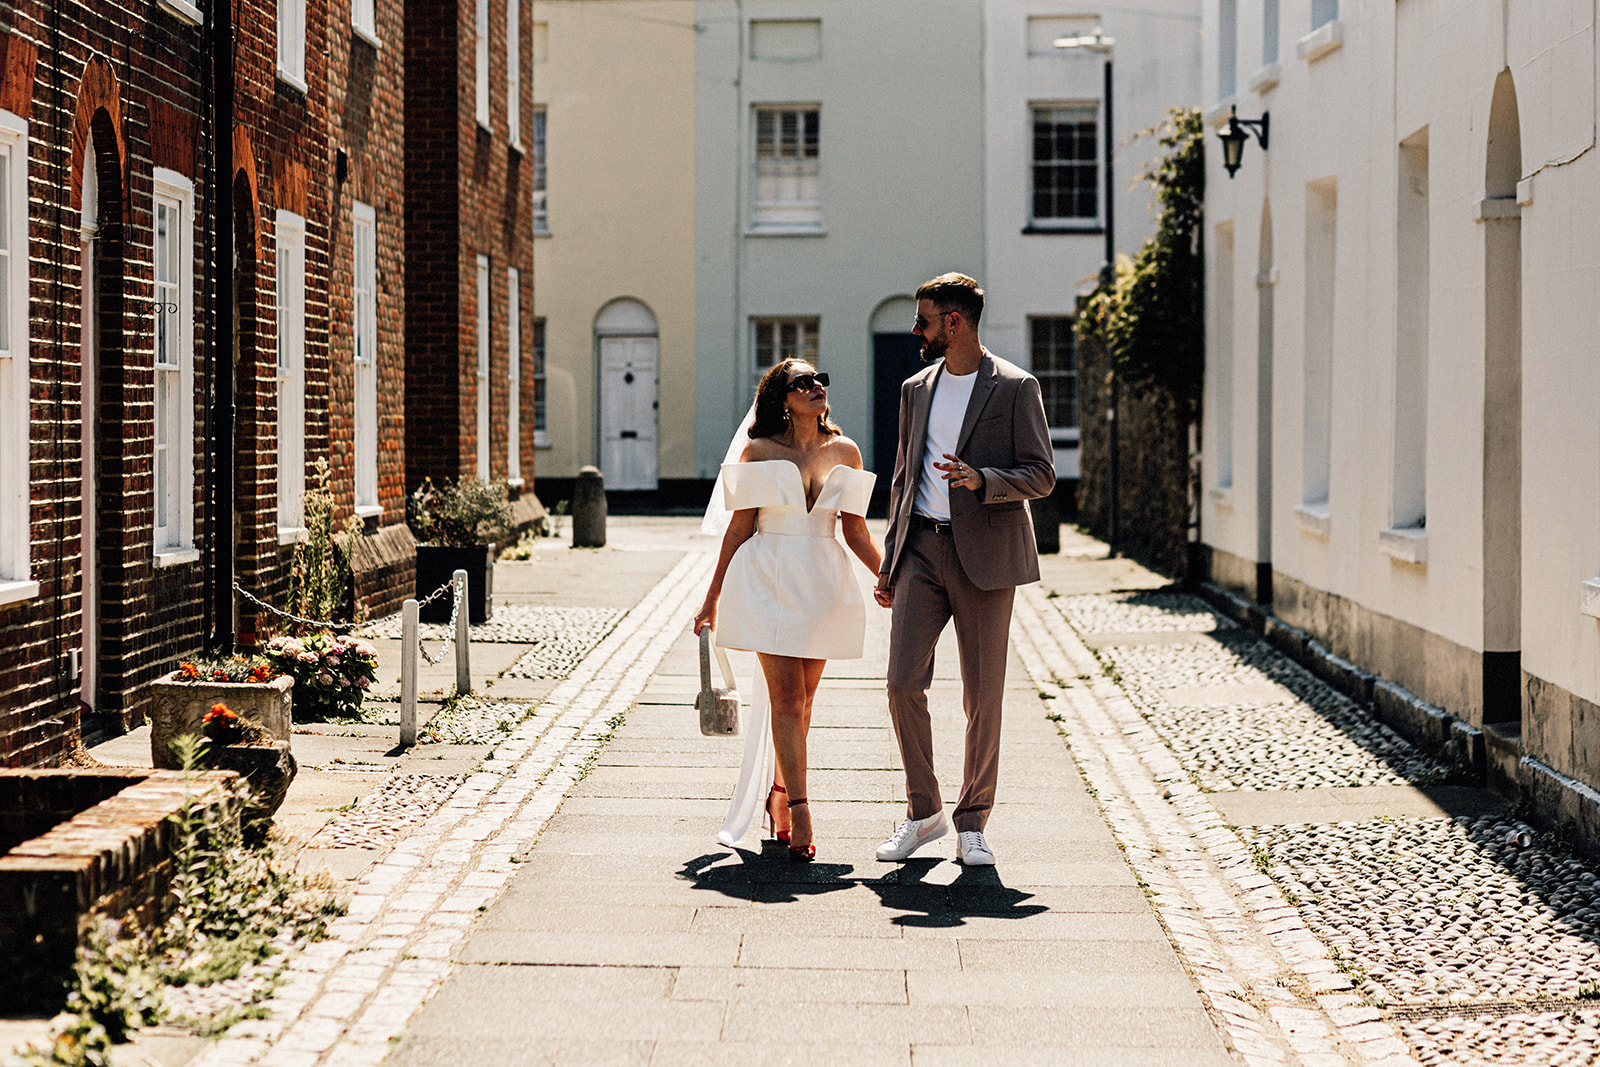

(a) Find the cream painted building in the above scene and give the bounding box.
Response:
[529,2,698,495]
[1201,0,1600,844]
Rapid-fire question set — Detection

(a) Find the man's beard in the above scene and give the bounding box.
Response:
[919,334,948,363]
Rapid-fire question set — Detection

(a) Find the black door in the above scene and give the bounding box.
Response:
[871,333,926,516]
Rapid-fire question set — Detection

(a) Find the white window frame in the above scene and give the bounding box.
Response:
[153,168,197,563]
[531,108,548,233]
[532,317,547,447]
[507,267,522,483]
[477,254,491,480]
[0,111,36,602]
[475,0,491,130]
[750,105,821,232]
[278,0,307,92]
[1030,102,1101,229]
[353,0,380,46]
[353,0,380,48]
[1029,316,1079,445]
[751,317,818,379]
[353,202,380,517]
[507,0,522,150]
[276,210,308,542]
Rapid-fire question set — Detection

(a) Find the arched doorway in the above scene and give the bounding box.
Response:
[1255,199,1275,604]
[1481,69,1521,725]
[870,296,920,513]
[595,299,658,490]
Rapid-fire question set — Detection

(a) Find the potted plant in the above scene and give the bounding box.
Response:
[407,477,516,623]
[262,633,380,720]
[199,702,297,841]
[150,655,293,770]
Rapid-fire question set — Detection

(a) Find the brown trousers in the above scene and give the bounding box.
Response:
[886,527,1016,833]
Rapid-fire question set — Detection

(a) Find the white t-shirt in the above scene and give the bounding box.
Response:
[912,367,978,521]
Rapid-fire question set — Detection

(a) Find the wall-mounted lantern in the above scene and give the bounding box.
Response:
[1218,105,1270,178]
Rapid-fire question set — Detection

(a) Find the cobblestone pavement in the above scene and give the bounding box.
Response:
[1016,583,1600,1067]
[187,551,714,1067]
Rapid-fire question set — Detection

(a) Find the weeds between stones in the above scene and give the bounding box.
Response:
[11,735,346,1067]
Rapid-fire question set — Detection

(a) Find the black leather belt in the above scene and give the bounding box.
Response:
[910,514,953,535]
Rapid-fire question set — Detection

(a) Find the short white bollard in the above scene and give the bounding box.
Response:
[453,569,471,696]
[400,598,419,747]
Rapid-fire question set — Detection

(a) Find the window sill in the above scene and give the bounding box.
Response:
[1048,430,1080,447]
[278,526,309,547]
[1209,485,1234,509]
[745,226,825,237]
[507,477,526,489]
[1248,62,1281,94]
[509,139,524,157]
[1294,501,1331,538]
[354,504,384,520]
[1580,578,1600,619]
[352,21,383,49]
[477,118,493,135]
[534,434,551,449]
[1204,97,1239,129]
[1379,525,1428,564]
[1022,224,1103,236]
[1296,20,1343,64]
[154,548,202,568]
[534,226,551,237]
[0,579,40,607]
[157,0,203,25]
[277,70,309,97]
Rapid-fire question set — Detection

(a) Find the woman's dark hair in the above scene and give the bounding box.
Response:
[749,358,842,440]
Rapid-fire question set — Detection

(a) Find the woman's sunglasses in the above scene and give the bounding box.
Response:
[786,372,830,392]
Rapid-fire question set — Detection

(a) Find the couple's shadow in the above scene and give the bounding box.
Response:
[677,846,1048,928]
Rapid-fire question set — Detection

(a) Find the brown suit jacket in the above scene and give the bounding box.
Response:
[881,349,1056,591]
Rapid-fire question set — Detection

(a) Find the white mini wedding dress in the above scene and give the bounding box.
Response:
[711,459,876,847]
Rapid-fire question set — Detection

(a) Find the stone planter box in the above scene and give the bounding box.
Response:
[0,769,237,1011]
[209,741,297,842]
[415,543,494,624]
[149,673,293,769]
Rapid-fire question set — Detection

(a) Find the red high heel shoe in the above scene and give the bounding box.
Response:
[787,797,814,862]
[764,784,790,844]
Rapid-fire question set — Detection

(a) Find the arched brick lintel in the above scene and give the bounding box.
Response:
[70,55,127,213]
[233,125,260,252]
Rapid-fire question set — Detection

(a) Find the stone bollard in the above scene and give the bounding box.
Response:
[572,466,607,548]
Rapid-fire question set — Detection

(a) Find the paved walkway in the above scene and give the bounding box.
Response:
[48,517,1600,1066]
[387,526,1227,1066]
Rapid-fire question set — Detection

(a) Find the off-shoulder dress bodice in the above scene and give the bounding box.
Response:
[713,460,876,661]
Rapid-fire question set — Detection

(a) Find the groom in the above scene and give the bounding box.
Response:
[872,273,1055,865]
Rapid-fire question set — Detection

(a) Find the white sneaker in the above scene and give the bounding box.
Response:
[956,830,996,866]
[876,813,948,861]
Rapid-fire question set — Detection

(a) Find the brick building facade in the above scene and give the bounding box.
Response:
[0,0,410,767]
[404,0,535,495]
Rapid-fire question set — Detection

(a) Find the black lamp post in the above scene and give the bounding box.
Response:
[1055,27,1119,552]
[1219,105,1270,178]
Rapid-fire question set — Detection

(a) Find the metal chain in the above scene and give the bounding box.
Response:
[233,582,367,632]
[417,580,461,666]
[233,578,465,665]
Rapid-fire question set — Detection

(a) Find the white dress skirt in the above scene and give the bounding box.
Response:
[712,460,876,847]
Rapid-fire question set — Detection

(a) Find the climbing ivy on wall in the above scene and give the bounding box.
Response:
[1077,107,1205,423]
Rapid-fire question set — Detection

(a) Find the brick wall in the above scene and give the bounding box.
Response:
[404,0,535,494]
[0,2,211,759]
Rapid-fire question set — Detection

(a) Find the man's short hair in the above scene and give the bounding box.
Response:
[916,273,984,326]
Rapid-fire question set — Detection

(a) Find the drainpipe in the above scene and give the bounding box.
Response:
[207,0,235,650]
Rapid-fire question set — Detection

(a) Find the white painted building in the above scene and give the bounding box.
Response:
[1200,0,1600,841]
[982,0,1202,481]
[529,1,1200,504]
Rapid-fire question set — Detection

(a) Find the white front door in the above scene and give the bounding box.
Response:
[599,336,659,490]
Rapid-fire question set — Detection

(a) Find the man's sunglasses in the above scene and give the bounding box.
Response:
[786,372,830,392]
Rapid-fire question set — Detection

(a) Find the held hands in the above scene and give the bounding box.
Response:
[873,575,893,609]
[935,453,981,491]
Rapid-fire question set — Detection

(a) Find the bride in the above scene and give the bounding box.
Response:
[694,359,883,860]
